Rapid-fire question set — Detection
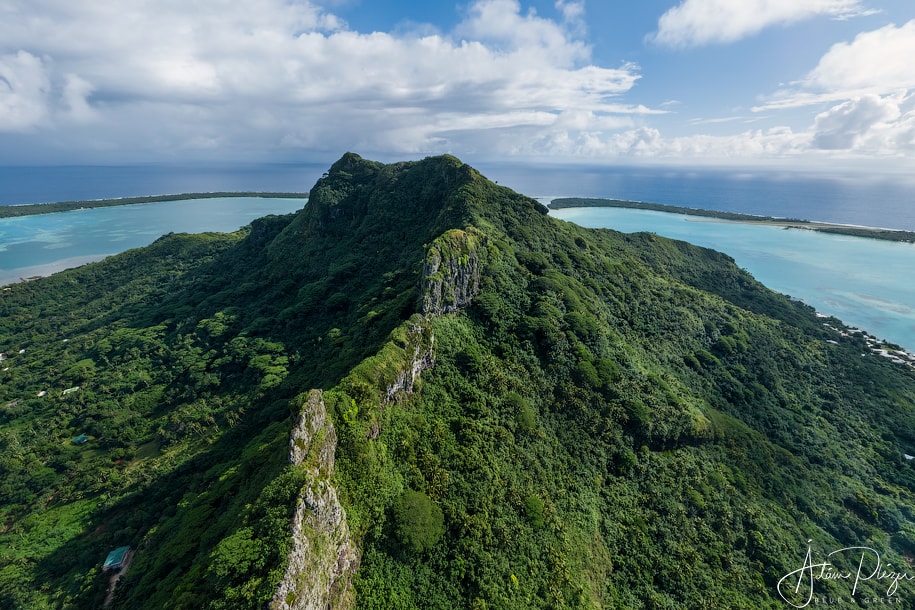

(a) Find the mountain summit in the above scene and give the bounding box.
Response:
[1,154,914,608]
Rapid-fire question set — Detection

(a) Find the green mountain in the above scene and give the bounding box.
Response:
[2,153,915,609]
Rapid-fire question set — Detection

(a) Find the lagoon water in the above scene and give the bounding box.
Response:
[6,163,915,230]
[550,207,915,352]
[2,162,914,351]
[0,197,306,286]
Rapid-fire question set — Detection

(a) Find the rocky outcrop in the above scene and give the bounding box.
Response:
[383,318,435,406]
[380,228,484,405]
[272,390,358,610]
[421,228,484,317]
[275,227,484,607]
[386,228,483,403]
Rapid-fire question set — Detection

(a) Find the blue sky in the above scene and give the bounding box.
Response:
[1,0,914,171]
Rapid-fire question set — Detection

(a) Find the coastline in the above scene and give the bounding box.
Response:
[0,254,110,287]
[0,191,309,219]
[549,202,915,352]
[549,197,915,244]
[0,196,308,288]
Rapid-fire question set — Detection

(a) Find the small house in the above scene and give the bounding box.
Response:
[73,434,89,445]
[102,546,130,572]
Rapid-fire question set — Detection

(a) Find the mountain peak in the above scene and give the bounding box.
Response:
[7,155,915,608]
[290,154,499,244]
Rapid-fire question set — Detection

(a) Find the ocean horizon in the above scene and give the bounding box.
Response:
[486,163,915,232]
[0,163,324,207]
[3,162,915,231]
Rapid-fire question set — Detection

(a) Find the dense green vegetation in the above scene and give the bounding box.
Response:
[551,196,915,243]
[813,225,915,241]
[549,196,802,221]
[0,191,307,218]
[2,154,915,608]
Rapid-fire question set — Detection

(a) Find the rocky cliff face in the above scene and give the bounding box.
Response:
[271,390,358,610]
[420,228,484,317]
[386,228,484,402]
[382,318,435,406]
[274,227,484,608]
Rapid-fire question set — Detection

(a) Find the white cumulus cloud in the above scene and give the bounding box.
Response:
[807,21,915,95]
[5,0,909,167]
[812,93,904,149]
[0,52,52,131]
[750,21,915,159]
[652,0,872,47]
[510,124,814,161]
[758,20,915,111]
[0,0,648,161]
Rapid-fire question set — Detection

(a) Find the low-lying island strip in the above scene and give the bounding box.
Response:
[0,191,309,219]
[549,197,915,243]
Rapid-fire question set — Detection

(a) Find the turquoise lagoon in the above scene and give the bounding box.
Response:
[550,206,915,352]
[0,197,306,286]
[2,197,913,352]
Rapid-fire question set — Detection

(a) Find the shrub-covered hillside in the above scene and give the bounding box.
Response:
[1,153,914,608]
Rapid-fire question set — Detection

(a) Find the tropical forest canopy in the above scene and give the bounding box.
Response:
[1,153,914,609]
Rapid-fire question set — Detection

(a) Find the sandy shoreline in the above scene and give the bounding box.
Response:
[683,216,896,231]
[0,254,109,287]
[685,216,860,230]
[0,191,308,219]
[682,216,915,242]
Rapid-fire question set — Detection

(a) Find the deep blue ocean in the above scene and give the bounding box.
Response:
[3,162,914,231]
[0,164,325,206]
[484,163,915,231]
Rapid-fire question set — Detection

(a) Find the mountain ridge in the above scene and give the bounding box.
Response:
[0,154,914,608]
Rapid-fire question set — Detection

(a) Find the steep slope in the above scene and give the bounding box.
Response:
[316,158,915,608]
[0,154,480,608]
[1,154,914,609]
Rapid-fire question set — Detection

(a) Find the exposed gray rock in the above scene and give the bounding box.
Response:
[421,228,483,317]
[272,390,358,610]
[287,390,334,472]
[383,319,435,406]
[276,228,484,608]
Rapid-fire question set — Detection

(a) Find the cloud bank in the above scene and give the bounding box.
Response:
[748,20,915,158]
[0,0,912,168]
[652,0,872,47]
[0,0,644,161]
